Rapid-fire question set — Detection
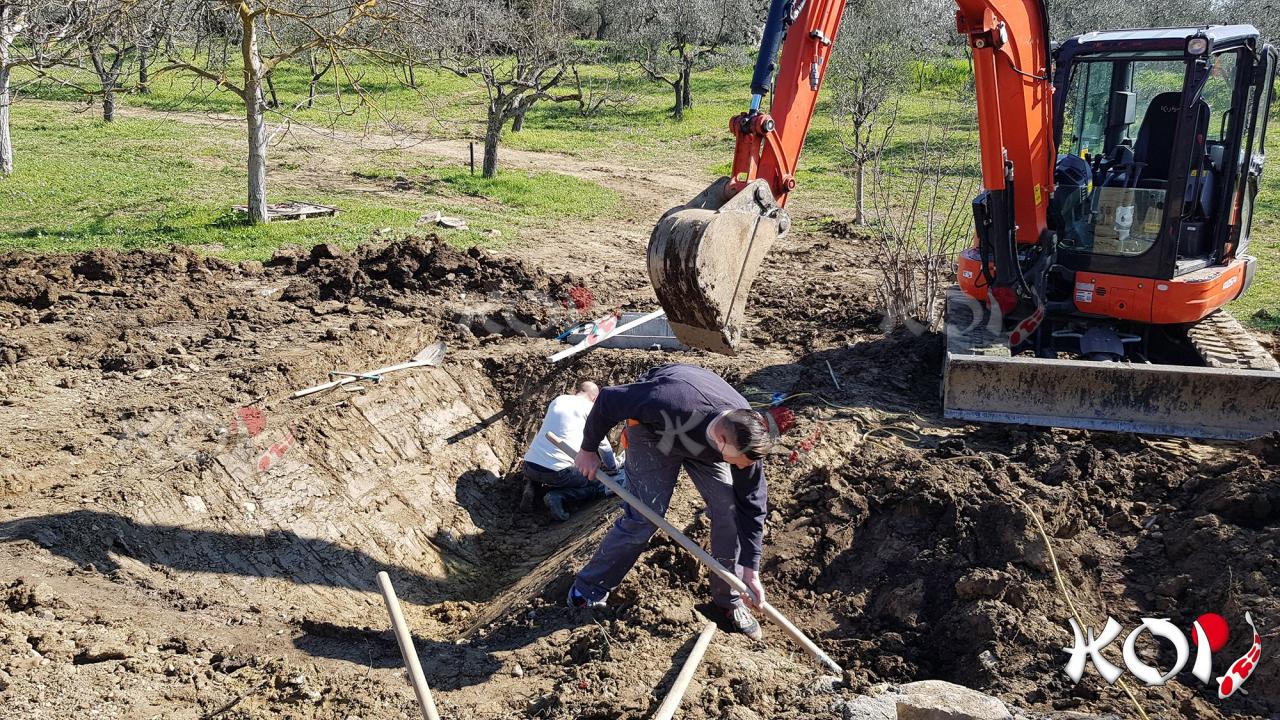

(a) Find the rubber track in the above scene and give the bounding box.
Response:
[1186,311,1280,371]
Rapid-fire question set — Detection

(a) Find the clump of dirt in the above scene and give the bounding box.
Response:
[0,245,233,312]
[747,234,883,352]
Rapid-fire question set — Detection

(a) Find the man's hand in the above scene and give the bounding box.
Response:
[574,449,602,481]
[741,567,765,608]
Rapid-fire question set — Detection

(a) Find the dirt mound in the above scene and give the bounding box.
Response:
[273,236,586,309]
[765,428,1280,717]
[3,222,1277,720]
[0,245,234,312]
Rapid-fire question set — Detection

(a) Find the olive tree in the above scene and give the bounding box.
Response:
[827,0,929,224]
[430,0,588,177]
[1,0,80,176]
[71,0,167,122]
[619,0,756,120]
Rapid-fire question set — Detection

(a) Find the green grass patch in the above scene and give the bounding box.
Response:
[427,168,618,219]
[4,53,1277,326]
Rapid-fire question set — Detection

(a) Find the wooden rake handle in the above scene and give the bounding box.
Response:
[547,432,842,674]
[653,621,717,720]
[377,571,443,720]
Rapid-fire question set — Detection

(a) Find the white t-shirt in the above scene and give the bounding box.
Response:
[524,394,613,471]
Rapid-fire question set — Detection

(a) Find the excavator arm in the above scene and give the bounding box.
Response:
[727,0,847,204]
[649,0,1056,353]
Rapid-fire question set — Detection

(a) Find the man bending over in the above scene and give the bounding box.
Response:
[565,364,775,639]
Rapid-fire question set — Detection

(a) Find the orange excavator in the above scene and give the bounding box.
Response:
[648,0,1280,439]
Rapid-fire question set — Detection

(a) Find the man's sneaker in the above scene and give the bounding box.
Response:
[724,605,763,640]
[567,586,607,609]
[543,491,570,522]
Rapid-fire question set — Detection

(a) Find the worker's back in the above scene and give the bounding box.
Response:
[524,394,594,471]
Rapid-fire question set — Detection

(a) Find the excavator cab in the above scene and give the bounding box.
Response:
[1048,27,1275,292]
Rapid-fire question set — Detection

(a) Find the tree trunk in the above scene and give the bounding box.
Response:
[0,63,11,177]
[406,60,416,88]
[138,44,150,94]
[241,13,269,224]
[511,104,526,132]
[672,81,684,120]
[264,71,279,108]
[681,65,692,109]
[594,14,609,40]
[307,53,318,108]
[482,109,503,178]
[103,82,116,122]
[854,158,866,225]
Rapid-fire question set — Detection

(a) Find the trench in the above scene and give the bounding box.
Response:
[3,340,670,638]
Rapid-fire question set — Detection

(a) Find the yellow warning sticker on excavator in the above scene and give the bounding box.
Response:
[1034,184,1043,206]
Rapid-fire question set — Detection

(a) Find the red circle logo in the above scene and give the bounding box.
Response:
[1192,613,1229,653]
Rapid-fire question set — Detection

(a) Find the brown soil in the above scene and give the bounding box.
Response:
[1,224,1276,720]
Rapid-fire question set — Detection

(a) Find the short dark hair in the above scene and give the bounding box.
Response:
[721,409,774,461]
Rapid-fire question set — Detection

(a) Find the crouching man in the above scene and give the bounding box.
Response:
[566,364,776,640]
[522,381,618,521]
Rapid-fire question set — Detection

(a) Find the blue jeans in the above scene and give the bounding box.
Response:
[572,423,742,609]
[523,461,600,491]
[523,462,609,513]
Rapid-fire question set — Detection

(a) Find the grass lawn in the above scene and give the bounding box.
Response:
[0,104,617,261]
[1238,166,1280,330]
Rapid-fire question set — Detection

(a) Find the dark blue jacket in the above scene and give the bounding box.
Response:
[580,364,767,569]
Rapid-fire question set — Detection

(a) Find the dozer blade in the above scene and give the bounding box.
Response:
[942,287,1280,440]
[648,178,789,354]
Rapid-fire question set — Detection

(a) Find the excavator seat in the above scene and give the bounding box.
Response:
[1132,92,1217,219]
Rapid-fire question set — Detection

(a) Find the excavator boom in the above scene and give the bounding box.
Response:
[648,0,846,353]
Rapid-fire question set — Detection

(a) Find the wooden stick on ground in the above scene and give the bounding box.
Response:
[376,571,443,720]
[547,432,842,674]
[653,621,717,720]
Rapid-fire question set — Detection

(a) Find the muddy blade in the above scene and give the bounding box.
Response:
[942,287,1280,440]
[647,179,786,354]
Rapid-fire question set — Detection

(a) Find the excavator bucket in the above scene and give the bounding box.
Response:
[648,178,789,355]
[942,287,1280,440]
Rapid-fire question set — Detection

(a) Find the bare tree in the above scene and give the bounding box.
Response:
[431,0,590,177]
[1,0,79,176]
[73,0,162,122]
[620,0,754,120]
[828,0,933,224]
[159,0,390,223]
[866,116,977,331]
